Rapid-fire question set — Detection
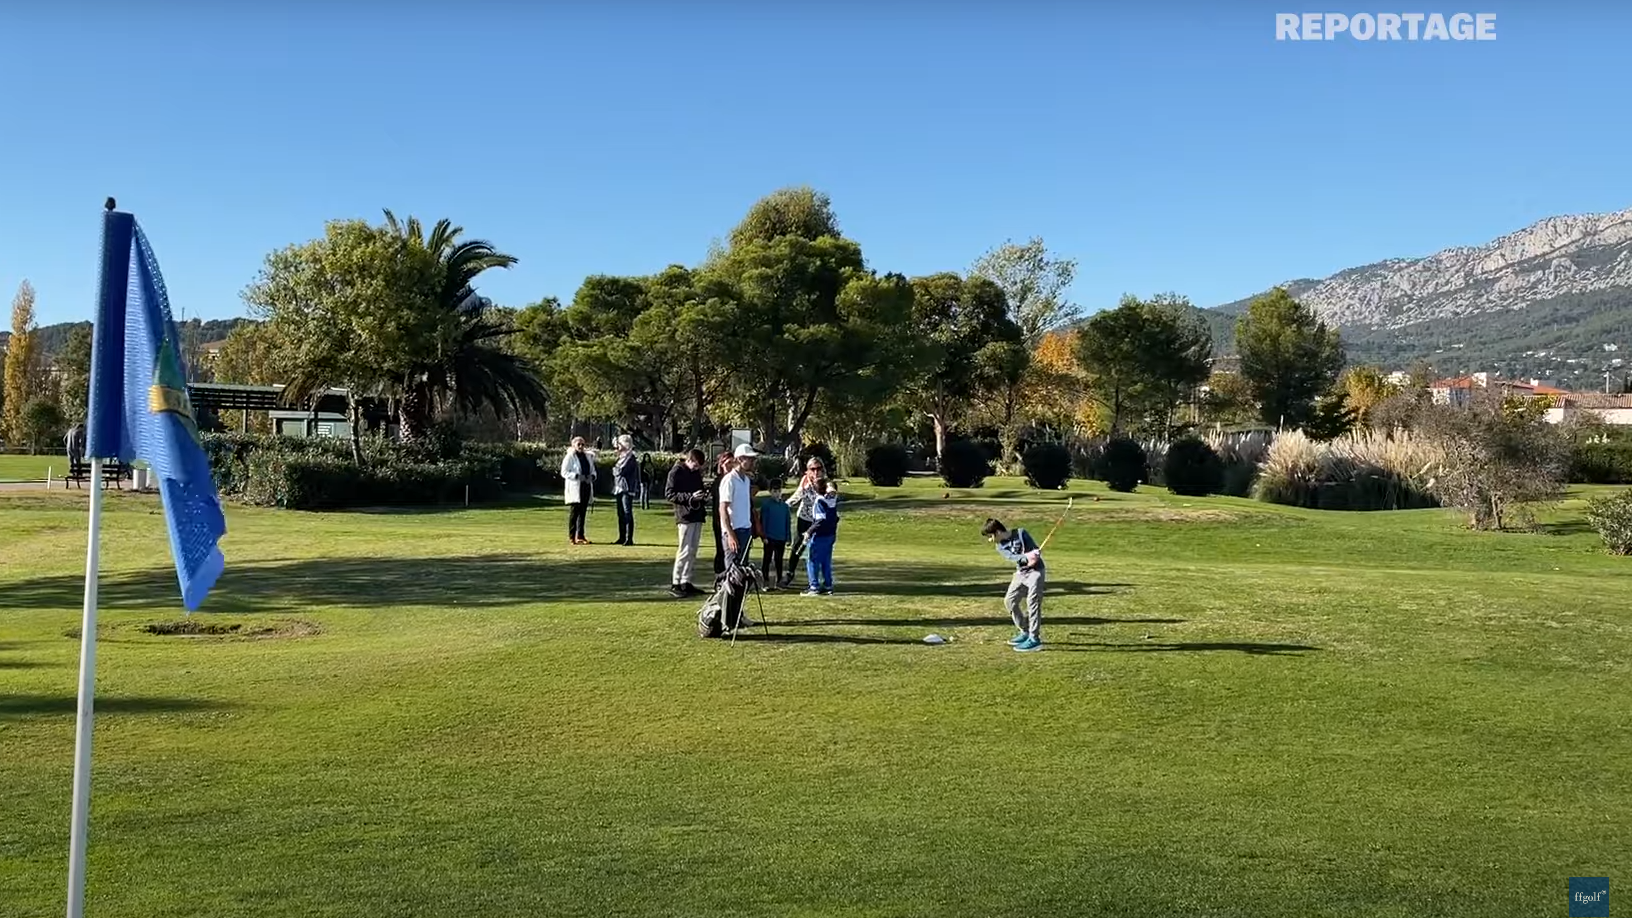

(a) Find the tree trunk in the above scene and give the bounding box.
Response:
[931,413,948,465]
[399,385,430,444]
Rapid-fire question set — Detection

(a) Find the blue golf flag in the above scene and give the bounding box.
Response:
[85,209,226,611]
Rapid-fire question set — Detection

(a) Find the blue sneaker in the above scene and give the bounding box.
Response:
[1006,632,1027,646]
[1013,636,1043,653]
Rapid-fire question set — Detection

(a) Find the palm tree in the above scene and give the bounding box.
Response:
[382,210,549,442]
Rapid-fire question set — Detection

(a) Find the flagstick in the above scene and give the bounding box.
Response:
[66,457,105,918]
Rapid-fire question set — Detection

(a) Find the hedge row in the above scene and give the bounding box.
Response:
[1569,440,1632,484]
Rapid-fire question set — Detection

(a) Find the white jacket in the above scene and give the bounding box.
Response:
[560,449,597,504]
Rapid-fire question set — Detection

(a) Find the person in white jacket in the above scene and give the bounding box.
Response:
[560,437,598,544]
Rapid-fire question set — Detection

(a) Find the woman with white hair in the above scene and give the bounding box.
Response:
[612,434,642,545]
[560,436,597,544]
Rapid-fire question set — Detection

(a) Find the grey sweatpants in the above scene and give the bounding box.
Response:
[1005,567,1045,637]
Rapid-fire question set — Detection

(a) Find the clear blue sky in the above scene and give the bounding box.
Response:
[2,2,1629,328]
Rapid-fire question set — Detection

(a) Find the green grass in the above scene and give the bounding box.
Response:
[1,477,1627,917]
[0,454,68,482]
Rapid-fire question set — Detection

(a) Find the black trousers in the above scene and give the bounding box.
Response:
[761,539,787,583]
[616,492,636,543]
[567,484,591,540]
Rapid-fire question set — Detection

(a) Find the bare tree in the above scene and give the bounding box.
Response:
[1416,389,1568,530]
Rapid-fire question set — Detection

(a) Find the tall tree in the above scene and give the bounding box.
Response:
[1074,294,1212,435]
[245,212,546,460]
[55,322,94,424]
[1235,287,1345,429]
[728,186,840,249]
[970,237,1080,348]
[1027,329,1092,436]
[381,210,546,441]
[3,281,41,446]
[1340,365,1400,428]
[970,238,1081,465]
[711,195,913,457]
[900,272,1019,461]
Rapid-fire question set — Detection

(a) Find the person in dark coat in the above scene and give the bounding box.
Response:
[664,449,709,597]
[612,435,641,545]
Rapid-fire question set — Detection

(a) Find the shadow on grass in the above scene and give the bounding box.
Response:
[1052,640,1318,655]
[1,558,1090,613]
[1537,520,1597,537]
[0,694,233,719]
[827,565,1133,600]
[0,659,57,669]
[730,632,926,646]
[781,614,1181,629]
[0,553,681,613]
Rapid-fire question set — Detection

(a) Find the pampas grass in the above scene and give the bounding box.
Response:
[1253,429,1442,511]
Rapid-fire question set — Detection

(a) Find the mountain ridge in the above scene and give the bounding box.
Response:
[1207,205,1632,382]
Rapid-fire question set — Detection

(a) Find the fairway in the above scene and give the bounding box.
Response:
[2,479,1627,917]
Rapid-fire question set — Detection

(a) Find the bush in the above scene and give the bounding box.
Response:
[939,438,993,489]
[1164,437,1225,497]
[1021,442,1072,490]
[864,443,911,487]
[1570,440,1632,484]
[1585,490,1632,554]
[1099,438,1146,493]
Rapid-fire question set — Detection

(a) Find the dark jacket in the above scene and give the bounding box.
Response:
[613,452,641,495]
[665,461,707,524]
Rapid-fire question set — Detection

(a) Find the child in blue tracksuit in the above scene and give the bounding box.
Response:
[982,517,1045,652]
[802,479,839,596]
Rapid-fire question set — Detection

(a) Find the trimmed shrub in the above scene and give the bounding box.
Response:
[1164,437,1224,497]
[1585,490,1632,554]
[939,438,993,489]
[1099,438,1146,493]
[864,443,911,487]
[1021,442,1072,490]
[755,455,791,487]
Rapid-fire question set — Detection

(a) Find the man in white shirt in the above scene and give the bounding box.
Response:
[720,443,758,567]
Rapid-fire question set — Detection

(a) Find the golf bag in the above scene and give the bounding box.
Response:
[697,545,762,639]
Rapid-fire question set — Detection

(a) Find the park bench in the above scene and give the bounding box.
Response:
[63,459,133,490]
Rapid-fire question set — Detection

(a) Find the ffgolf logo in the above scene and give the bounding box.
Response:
[1570,877,1609,918]
[1275,12,1497,40]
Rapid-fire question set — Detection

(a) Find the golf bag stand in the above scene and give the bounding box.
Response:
[697,535,771,643]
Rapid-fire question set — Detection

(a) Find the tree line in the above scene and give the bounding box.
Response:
[3,186,1375,462]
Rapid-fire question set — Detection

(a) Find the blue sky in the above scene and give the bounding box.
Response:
[1,2,1628,328]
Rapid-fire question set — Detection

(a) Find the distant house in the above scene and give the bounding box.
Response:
[1544,392,1632,426]
[1429,373,1568,407]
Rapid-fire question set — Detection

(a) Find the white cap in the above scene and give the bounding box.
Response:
[733,444,759,459]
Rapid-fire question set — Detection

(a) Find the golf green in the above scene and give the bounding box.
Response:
[1,479,1625,917]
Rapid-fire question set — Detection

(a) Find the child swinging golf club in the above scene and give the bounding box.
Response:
[982,517,1045,652]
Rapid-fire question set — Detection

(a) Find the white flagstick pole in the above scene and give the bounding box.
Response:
[66,458,106,918]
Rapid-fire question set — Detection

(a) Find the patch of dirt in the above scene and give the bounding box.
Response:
[68,619,322,641]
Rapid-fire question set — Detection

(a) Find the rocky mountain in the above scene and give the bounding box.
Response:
[1208,206,1632,384]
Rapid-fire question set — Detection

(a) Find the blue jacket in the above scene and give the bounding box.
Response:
[809,492,840,538]
[996,528,1044,573]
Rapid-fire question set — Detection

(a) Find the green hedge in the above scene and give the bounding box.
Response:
[1570,440,1632,484]
[201,433,795,511]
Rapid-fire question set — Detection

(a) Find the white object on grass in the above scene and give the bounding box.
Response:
[923,634,946,645]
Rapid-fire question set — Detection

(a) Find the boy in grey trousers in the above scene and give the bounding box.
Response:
[982,517,1045,652]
